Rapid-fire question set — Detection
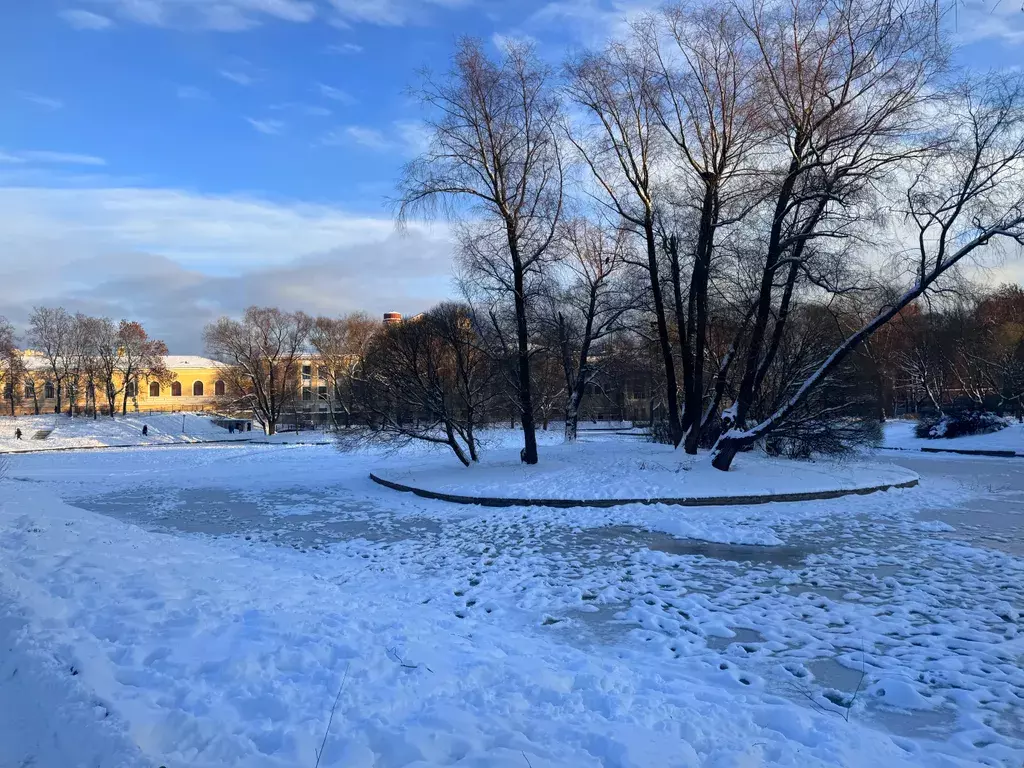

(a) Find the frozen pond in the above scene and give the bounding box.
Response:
[16,442,1024,765]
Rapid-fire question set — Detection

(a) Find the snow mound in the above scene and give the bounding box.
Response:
[372,440,918,505]
[883,419,1024,455]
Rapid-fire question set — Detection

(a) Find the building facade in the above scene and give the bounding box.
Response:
[16,354,228,415]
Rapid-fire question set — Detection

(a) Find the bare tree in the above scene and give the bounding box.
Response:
[397,37,565,465]
[564,39,685,445]
[27,306,72,414]
[309,313,379,428]
[710,0,949,469]
[357,303,499,466]
[539,218,632,441]
[87,316,122,417]
[713,70,1024,468]
[204,307,312,435]
[647,3,766,453]
[0,317,25,417]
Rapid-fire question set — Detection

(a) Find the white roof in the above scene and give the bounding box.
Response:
[162,356,225,370]
[18,353,224,371]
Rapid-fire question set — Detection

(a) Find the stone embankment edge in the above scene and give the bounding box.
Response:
[883,446,1023,458]
[368,472,919,509]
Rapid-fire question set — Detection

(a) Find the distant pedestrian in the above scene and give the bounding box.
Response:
[228,422,234,434]
[14,428,22,440]
[142,424,148,436]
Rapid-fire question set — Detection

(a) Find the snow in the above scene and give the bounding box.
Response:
[373,438,918,502]
[883,419,1024,455]
[0,413,252,452]
[0,435,1021,768]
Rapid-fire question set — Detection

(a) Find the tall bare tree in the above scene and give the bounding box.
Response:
[27,306,73,414]
[204,307,312,435]
[397,37,565,465]
[309,312,379,428]
[647,3,766,453]
[0,317,25,417]
[564,39,685,445]
[713,70,1024,468]
[539,218,632,441]
[710,0,950,469]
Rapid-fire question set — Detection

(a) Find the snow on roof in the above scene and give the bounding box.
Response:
[162,356,225,370]
[18,353,225,371]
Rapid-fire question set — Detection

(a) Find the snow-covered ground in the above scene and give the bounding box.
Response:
[374,438,917,502]
[0,412,252,452]
[0,436,1022,767]
[883,418,1024,455]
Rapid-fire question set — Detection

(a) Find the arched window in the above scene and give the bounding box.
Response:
[44,382,55,399]
[215,380,225,396]
[24,381,35,399]
[149,381,161,397]
[193,381,204,397]
[171,381,182,397]
[125,380,137,399]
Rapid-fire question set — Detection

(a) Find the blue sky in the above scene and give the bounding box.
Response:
[1,0,1022,351]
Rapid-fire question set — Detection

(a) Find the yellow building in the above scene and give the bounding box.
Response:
[19,354,227,415]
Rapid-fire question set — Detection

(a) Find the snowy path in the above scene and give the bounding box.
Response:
[1,440,1022,767]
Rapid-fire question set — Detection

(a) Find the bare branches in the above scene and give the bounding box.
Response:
[204,307,312,436]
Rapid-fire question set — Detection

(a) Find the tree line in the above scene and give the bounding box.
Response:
[0,307,169,418]
[387,0,1024,470]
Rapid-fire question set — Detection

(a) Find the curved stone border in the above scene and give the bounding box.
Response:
[369,472,919,509]
[883,446,1022,458]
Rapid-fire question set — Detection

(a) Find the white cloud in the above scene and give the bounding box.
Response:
[1,151,107,166]
[220,69,255,86]
[0,185,455,351]
[85,0,316,30]
[319,120,429,155]
[326,0,472,27]
[317,83,355,103]
[326,42,364,54]
[322,125,392,150]
[955,0,1024,46]
[59,8,114,29]
[526,0,656,46]
[176,85,211,100]
[19,92,64,111]
[246,117,286,135]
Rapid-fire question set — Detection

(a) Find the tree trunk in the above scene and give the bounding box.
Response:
[564,389,581,443]
[644,217,682,446]
[507,229,539,464]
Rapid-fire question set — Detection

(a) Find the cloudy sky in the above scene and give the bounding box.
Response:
[2,0,1023,352]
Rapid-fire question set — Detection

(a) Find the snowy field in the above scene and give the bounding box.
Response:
[883,418,1024,455]
[0,435,1022,767]
[0,413,252,452]
[374,437,917,503]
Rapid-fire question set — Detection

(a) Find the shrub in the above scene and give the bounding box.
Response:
[915,412,1009,440]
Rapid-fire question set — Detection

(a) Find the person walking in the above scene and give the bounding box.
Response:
[142,424,148,436]
[14,428,22,440]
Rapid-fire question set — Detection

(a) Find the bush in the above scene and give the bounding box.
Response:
[915,412,1010,440]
